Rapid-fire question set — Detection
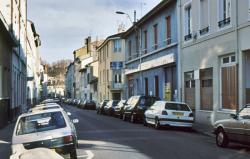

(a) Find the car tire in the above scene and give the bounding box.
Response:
[123,114,126,121]
[216,128,229,148]
[143,116,148,126]
[154,118,161,130]
[70,148,77,159]
[131,114,135,123]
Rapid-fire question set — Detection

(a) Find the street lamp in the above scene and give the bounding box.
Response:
[116,10,143,96]
[116,11,134,25]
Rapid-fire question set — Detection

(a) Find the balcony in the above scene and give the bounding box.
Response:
[108,82,124,91]
[184,33,192,41]
[199,26,209,36]
[218,17,231,28]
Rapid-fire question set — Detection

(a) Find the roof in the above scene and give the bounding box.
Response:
[97,32,124,50]
[122,0,173,38]
[20,108,63,118]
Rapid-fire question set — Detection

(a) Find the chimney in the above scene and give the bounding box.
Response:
[133,10,137,24]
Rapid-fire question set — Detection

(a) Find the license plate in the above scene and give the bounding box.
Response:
[173,112,184,117]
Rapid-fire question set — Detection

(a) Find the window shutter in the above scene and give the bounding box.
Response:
[226,0,231,18]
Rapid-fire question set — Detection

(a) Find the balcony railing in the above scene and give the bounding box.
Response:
[199,26,209,35]
[108,82,124,90]
[218,17,231,28]
[184,33,192,41]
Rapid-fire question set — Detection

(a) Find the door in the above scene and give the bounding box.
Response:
[184,72,195,110]
[238,106,250,143]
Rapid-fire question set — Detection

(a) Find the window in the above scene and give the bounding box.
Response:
[199,0,209,35]
[144,30,147,54]
[200,68,213,110]
[166,16,171,44]
[113,39,121,52]
[107,70,109,82]
[249,0,250,20]
[115,74,122,83]
[184,3,192,41]
[106,43,109,57]
[0,65,2,97]
[128,40,132,60]
[145,78,149,96]
[153,24,158,49]
[218,0,231,28]
[135,35,139,56]
[222,55,236,65]
[154,76,159,97]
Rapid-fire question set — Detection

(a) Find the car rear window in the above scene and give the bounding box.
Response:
[165,103,190,111]
[16,111,66,135]
[112,101,119,106]
[139,97,159,107]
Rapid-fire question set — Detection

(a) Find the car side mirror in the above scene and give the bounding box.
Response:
[230,114,237,119]
[67,112,72,116]
[72,119,79,124]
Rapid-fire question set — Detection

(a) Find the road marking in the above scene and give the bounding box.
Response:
[78,140,106,145]
[86,150,94,159]
[0,140,10,144]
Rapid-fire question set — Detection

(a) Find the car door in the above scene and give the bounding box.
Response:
[238,107,250,143]
[146,105,156,124]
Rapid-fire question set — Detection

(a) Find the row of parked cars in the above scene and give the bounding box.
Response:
[63,98,96,110]
[97,95,194,129]
[11,99,79,159]
[97,95,250,148]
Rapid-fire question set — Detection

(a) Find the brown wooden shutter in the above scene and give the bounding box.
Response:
[166,16,171,44]
[221,65,238,109]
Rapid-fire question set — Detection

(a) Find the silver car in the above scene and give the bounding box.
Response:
[213,105,250,147]
[12,109,79,159]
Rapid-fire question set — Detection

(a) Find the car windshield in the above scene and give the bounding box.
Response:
[239,107,250,119]
[16,111,66,135]
[112,101,119,107]
[165,103,190,111]
[129,96,140,107]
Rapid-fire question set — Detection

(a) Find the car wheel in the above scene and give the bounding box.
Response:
[154,118,161,130]
[123,114,126,121]
[131,114,135,123]
[143,116,148,126]
[216,128,229,148]
[70,148,77,159]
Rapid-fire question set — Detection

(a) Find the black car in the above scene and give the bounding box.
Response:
[104,100,119,116]
[123,95,160,123]
[81,100,96,110]
[114,100,127,118]
[97,100,109,114]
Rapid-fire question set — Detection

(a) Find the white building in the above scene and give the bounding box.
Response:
[179,0,250,125]
[26,20,42,108]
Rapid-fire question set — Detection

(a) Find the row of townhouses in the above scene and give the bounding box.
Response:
[0,0,47,128]
[65,0,250,126]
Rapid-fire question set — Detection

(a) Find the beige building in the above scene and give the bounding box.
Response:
[179,0,250,125]
[98,33,125,102]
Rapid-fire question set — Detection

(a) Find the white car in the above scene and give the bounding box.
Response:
[144,101,194,129]
[12,109,79,159]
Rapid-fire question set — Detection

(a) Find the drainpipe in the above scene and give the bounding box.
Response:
[235,0,239,113]
[177,0,182,102]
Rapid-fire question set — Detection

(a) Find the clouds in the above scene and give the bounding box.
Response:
[28,0,160,63]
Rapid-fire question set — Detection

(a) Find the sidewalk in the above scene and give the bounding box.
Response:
[193,122,214,137]
[0,123,15,159]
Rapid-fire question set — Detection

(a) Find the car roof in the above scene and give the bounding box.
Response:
[20,109,64,118]
[155,100,188,105]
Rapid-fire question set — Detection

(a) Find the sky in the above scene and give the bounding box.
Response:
[27,0,161,63]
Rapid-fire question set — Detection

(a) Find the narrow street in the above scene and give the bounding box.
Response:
[1,105,250,159]
[63,105,250,159]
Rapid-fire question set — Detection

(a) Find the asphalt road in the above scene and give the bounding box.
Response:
[63,104,250,159]
[1,104,250,159]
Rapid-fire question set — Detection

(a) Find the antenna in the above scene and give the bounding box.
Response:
[140,1,146,17]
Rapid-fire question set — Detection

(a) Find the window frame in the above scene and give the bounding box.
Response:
[183,1,192,41]
[217,0,231,30]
